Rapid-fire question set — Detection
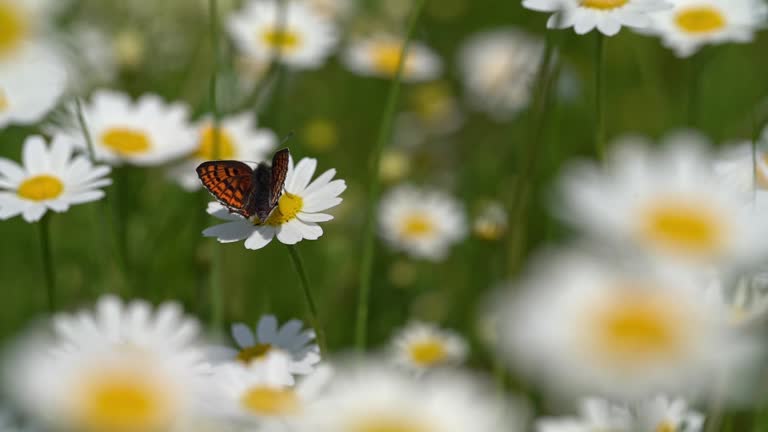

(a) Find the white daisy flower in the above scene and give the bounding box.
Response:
[493,250,757,400]
[0,135,111,223]
[343,34,443,83]
[227,0,339,70]
[0,0,64,58]
[713,141,768,195]
[379,185,467,261]
[4,295,209,432]
[204,355,332,424]
[634,395,704,432]
[212,316,321,376]
[203,156,346,250]
[536,398,632,432]
[643,0,767,57]
[458,28,544,121]
[170,113,277,191]
[49,90,197,166]
[559,131,768,269]
[524,0,672,36]
[390,321,468,371]
[292,362,527,432]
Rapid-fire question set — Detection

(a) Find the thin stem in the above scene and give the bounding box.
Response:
[753,107,759,199]
[75,99,97,161]
[355,0,428,351]
[39,214,56,313]
[595,33,607,160]
[286,244,328,356]
[208,0,224,331]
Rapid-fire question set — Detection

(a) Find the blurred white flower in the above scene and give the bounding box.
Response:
[379,185,467,261]
[642,0,767,57]
[303,0,355,20]
[228,0,339,70]
[714,141,768,195]
[706,270,768,327]
[634,394,704,432]
[211,316,321,376]
[292,362,526,432]
[559,131,768,269]
[524,0,671,36]
[343,34,442,83]
[0,135,111,223]
[203,156,346,250]
[5,296,209,432]
[170,113,277,191]
[493,250,758,400]
[49,90,197,166]
[395,82,465,141]
[390,321,468,371]
[58,24,118,93]
[536,398,632,432]
[473,201,509,241]
[458,28,543,121]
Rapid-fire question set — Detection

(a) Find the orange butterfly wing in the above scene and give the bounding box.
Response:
[196,161,254,218]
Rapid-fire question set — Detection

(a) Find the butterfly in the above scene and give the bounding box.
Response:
[197,148,291,222]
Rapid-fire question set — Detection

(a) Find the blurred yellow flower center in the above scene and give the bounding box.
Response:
[350,415,431,432]
[303,119,339,152]
[400,213,435,239]
[656,421,676,432]
[237,343,272,364]
[0,3,26,57]
[101,128,152,155]
[580,0,628,10]
[675,6,726,34]
[76,370,171,431]
[412,84,452,122]
[372,43,410,76]
[0,88,8,112]
[195,126,236,160]
[639,200,725,257]
[408,339,448,366]
[241,386,300,416]
[588,290,686,366]
[17,175,64,201]
[264,192,303,225]
[262,28,302,52]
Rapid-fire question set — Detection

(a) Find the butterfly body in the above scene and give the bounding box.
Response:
[197,148,290,222]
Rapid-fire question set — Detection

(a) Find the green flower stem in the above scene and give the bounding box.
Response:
[286,244,328,356]
[39,214,56,313]
[208,0,224,332]
[355,0,428,351]
[595,32,607,160]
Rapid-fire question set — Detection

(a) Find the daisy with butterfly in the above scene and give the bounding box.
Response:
[198,148,346,250]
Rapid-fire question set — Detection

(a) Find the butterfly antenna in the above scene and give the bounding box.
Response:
[279,131,295,148]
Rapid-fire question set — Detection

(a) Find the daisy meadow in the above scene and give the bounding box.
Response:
[523,0,672,36]
[227,0,339,70]
[203,156,346,250]
[378,185,467,261]
[211,316,321,376]
[558,131,768,270]
[493,249,759,401]
[536,398,632,432]
[343,34,443,83]
[4,295,210,431]
[170,113,277,191]
[642,0,767,57]
[49,90,197,166]
[389,321,468,372]
[0,135,111,223]
[458,28,544,121]
[291,362,527,432]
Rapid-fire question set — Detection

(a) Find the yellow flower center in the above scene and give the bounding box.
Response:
[241,386,300,416]
[580,0,629,10]
[638,199,726,258]
[408,339,448,366]
[237,343,272,364]
[372,42,411,77]
[261,28,302,52]
[400,213,435,240]
[349,415,432,432]
[74,369,173,432]
[194,126,236,160]
[0,3,27,57]
[101,128,152,156]
[586,289,688,368]
[675,6,726,34]
[412,84,453,122]
[303,119,339,152]
[263,192,303,225]
[0,88,9,112]
[656,421,676,432]
[17,175,64,201]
